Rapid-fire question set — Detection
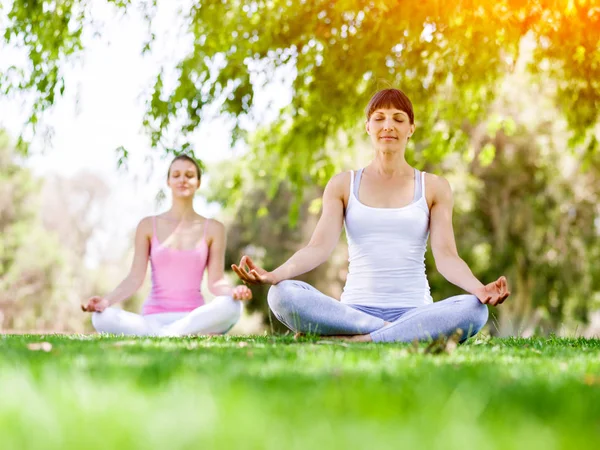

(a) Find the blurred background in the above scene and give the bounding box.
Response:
[1,0,599,337]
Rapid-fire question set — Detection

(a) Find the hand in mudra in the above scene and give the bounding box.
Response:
[474,276,510,306]
[231,256,277,285]
[81,296,109,313]
[232,284,253,301]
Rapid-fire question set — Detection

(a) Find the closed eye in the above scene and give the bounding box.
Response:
[374,118,404,122]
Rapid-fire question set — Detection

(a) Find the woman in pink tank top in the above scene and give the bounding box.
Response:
[81,155,251,336]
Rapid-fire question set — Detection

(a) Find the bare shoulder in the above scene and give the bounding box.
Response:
[425,172,452,192]
[325,170,352,206]
[205,218,225,245]
[137,216,154,236]
[327,171,352,190]
[206,218,225,233]
[424,173,453,208]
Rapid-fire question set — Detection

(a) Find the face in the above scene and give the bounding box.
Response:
[366,108,415,152]
[167,159,200,197]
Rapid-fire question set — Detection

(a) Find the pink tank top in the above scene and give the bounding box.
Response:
[141,217,209,315]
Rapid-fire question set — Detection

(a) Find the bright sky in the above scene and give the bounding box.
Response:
[0,0,291,266]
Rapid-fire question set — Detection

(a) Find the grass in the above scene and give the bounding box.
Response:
[1,334,599,450]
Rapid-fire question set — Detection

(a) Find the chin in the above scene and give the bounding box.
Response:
[378,145,402,152]
[173,191,194,198]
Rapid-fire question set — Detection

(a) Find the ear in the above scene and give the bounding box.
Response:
[365,120,371,135]
[409,123,416,137]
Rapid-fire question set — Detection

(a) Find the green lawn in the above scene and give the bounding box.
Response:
[1,335,599,450]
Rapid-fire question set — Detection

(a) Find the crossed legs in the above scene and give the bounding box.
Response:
[91,295,242,337]
[268,280,488,343]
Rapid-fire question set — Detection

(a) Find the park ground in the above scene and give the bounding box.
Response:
[1,334,599,450]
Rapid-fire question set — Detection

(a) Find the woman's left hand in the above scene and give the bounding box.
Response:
[232,285,253,301]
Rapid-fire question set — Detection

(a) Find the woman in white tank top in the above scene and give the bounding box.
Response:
[233,89,510,342]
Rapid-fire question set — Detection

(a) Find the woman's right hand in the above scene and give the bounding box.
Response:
[474,276,510,306]
[81,296,110,313]
[231,256,278,285]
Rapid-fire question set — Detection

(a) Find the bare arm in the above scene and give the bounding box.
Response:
[429,175,484,294]
[206,220,236,297]
[233,172,347,285]
[103,217,152,305]
[429,175,510,305]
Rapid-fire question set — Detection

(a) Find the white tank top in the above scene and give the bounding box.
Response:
[340,168,433,307]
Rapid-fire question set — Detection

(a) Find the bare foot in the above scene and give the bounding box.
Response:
[323,334,372,343]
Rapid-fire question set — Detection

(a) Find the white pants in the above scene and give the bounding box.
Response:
[91,295,242,337]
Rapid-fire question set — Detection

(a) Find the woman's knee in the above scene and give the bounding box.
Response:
[267,281,295,313]
[459,294,489,331]
[91,308,116,332]
[212,295,242,321]
[91,312,102,331]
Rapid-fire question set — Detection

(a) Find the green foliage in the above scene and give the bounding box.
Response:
[1,0,86,150]
[2,1,599,192]
[530,2,600,141]
[424,71,600,334]
[0,131,93,331]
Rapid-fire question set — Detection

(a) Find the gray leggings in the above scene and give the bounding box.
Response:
[267,280,489,343]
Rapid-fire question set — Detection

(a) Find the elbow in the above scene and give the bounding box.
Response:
[126,274,145,292]
[208,278,231,296]
[131,280,144,293]
[207,284,220,296]
[435,262,449,280]
[433,252,460,274]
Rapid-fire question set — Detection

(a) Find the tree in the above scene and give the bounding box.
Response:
[41,172,110,260]
[424,60,600,335]
[0,131,75,330]
[0,131,121,331]
[2,1,599,195]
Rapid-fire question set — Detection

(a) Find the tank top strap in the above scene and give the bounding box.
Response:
[421,170,426,199]
[412,168,422,202]
[354,168,364,198]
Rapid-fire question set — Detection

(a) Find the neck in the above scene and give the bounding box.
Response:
[371,148,413,177]
[167,198,196,221]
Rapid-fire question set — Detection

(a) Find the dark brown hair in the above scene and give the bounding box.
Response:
[167,154,202,180]
[365,89,414,124]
